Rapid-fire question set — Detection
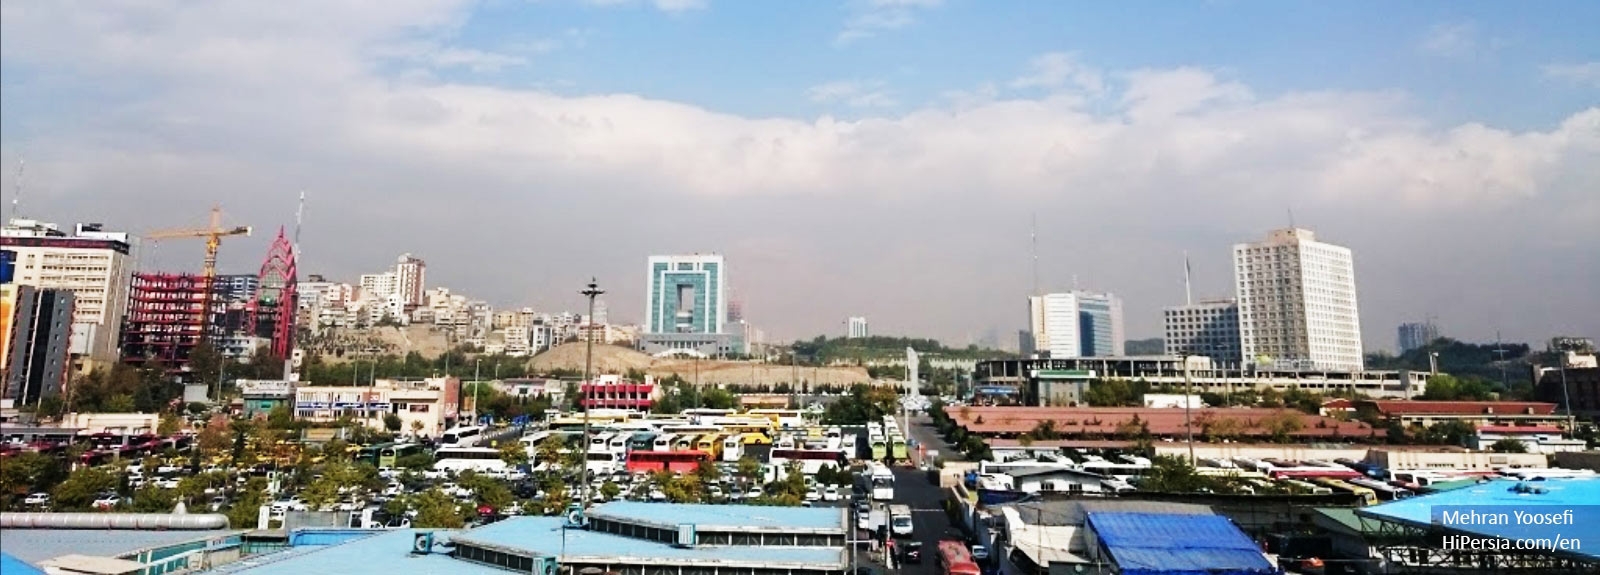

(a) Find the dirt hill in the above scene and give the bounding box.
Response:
[527,342,870,387]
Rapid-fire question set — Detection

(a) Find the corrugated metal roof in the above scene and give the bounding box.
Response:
[455,517,847,568]
[588,501,844,531]
[1357,477,1600,560]
[194,529,505,575]
[0,528,229,565]
[996,499,1213,527]
[1086,512,1277,575]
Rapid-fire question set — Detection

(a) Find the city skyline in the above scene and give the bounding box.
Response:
[1,2,1596,349]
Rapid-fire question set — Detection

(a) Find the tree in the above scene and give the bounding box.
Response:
[735,457,764,485]
[395,452,435,471]
[1420,375,1495,401]
[600,481,621,501]
[227,477,269,528]
[130,486,178,512]
[383,413,402,432]
[412,488,466,528]
[1262,411,1306,443]
[534,437,563,469]
[499,440,530,468]
[53,467,119,510]
[196,416,233,459]
[458,471,513,510]
[0,452,66,508]
[410,420,425,437]
[266,405,297,430]
[1490,438,1528,453]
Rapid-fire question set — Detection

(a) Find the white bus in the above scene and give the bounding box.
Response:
[869,462,895,501]
[433,447,508,473]
[721,435,745,462]
[441,425,486,447]
[653,433,677,452]
[749,409,807,429]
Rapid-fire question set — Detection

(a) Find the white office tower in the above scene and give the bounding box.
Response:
[394,253,427,307]
[847,316,869,338]
[1233,228,1364,371]
[1026,293,1081,359]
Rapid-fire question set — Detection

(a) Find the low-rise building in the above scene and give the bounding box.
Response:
[1355,400,1569,429]
[237,380,295,418]
[294,377,460,439]
[581,374,658,410]
[1469,425,1587,454]
[973,357,1428,405]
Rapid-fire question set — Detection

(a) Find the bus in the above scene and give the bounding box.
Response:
[739,432,772,446]
[749,409,807,429]
[695,434,724,461]
[378,443,423,469]
[629,432,658,453]
[433,447,508,473]
[1284,479,1333,495]
[625,450,711,473]
[869,462,895,501]
[589,432,616,454]
[1314,477,1379,506]
[869,433,888,461]
[441,425,486,447]
[359,442,394,466]
[672,434,697,451]
[1348,477,1412,501]
[890,435,908,460]
[654,433,677,452]
[721,435,745,462]
[935,540,982,575]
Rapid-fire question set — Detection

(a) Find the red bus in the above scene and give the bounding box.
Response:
[626,450,710,473]
[936,540,981,575]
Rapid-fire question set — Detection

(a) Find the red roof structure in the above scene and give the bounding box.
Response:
[1476,425,1564,434]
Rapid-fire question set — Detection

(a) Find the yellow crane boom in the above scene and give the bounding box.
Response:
[146,206,251,345]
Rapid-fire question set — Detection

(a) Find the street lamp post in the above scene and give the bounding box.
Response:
[578,278,605,512]
[1182,354,1195,466]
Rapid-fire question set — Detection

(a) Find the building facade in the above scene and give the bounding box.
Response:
[847,316,869,338]
[0,219,133,364]
[1025,293,1080,359]
[294,377,461,438]
[120,272,215,369]
[644,254,726,335]
[394,253,426,307]
[1397,321,1440,354]
[1075,291,1125,357]
[581,374,658,410]
[1233,228,1364,371]
[1164,299,1241,365]
[1,285,74,404]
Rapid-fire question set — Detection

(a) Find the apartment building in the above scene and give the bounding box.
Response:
[1234,228,1364,371]
[0,219,133,364]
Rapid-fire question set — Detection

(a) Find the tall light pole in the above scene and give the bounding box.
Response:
[1182,353,1195,466]
[578,278,605,512]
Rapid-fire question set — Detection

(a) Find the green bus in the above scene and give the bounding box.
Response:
[358,442,395,467]
[890,435,908,461]
[378,443,423,469]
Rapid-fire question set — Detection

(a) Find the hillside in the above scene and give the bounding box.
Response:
[528,342,871,387]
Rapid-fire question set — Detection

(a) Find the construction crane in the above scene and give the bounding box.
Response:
[146,206,252,346]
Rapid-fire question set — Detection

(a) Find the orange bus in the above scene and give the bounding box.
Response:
[935,540,981,575]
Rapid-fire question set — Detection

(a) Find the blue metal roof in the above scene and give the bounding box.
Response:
[1357,477,1600,560]
[0,529,235,565]
[1086,512,1279,575]
[587,501,845,531]
[195,529,506,575]
[0,552,45,575]
[455,517,847,568]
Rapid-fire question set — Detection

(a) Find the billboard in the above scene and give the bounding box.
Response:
[237,379,295,398]
[0,284,15,378]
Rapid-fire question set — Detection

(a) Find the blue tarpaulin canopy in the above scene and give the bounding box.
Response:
[1087,512,1280,575]
[0,552,45,575]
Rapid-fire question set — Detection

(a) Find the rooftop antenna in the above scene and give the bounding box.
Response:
[293,191,305,258]
[1183,251,1193,306]
[9,159,23,221]
[1030,213,1039,295]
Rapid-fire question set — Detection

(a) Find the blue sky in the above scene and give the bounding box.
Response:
[1,0,1597,349]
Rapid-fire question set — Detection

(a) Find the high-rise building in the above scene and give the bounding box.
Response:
[1164,299,1242,364]
[645,254,726,335]
[640,254,739,357]
[1026,293,1081,358]
[0,219,133,363]
[395,253,426,307]
[1025,291,1124,359]
[1397,321,1440,354]
[0,249,15,283]
[1075,291,1125,357]
[121,273,217,369]
[250,229,298,359]
[1233,228,1364,371]
[2,284,75,404]
[847,316,869,339]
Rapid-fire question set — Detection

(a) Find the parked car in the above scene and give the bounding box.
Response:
[971,544,990,561]
[92,493,121,510]
[899,541,923,564]
[23,493,50,506]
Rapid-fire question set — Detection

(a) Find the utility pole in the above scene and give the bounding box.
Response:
[473,358,482,423]
[578,278,605,513]
[1183,354,1195,467]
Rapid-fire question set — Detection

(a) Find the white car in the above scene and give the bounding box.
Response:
[805,489,822,502]
[707,486,724,500]
[23,493,50,506]
[649,488,666,501]
[823,486,840,501]
[92,494,121,509]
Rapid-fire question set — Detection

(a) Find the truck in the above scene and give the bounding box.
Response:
[889,504,914,538]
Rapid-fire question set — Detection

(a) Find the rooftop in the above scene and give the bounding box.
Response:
[1087,512,1277,575]
[0,528,235,565]
[1357,477,1600,560]
[454,517,846,568]
[587,500,845,532]
[195,529,505,575]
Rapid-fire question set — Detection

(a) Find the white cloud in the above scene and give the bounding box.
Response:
[1009,52,1104,95]
[1542,62,1600,88]
[1,4,1596,345]
[582,0,707,12]
[837,0,939,45]
[808,80,897,108]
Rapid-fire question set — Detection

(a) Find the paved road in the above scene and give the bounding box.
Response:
[888,466,963,574]
[904,415,956,467]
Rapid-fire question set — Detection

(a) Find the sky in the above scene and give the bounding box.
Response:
[1,0,1597,351]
